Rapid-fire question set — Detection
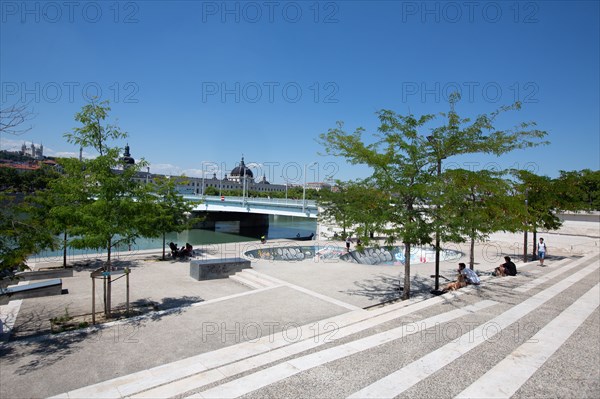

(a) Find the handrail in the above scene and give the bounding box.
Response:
[183,195,317,208]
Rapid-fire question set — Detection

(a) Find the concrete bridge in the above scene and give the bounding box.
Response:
[183,195,318,218]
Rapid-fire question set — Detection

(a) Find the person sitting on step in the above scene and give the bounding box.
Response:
[459,262,481,285]
[494,256,517,277]
[443,273,467,291]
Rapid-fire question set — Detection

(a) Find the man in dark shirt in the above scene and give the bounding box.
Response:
[495,256,517,276]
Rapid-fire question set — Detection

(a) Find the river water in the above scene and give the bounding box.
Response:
[33,215,317,260]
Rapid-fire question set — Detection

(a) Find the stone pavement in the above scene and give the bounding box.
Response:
[0,221,598,398]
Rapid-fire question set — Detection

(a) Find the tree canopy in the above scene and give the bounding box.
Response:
[319,96,548,299]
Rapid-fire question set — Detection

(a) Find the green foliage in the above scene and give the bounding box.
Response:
[0,193,56,275]
[318,181,388,244]
[139,175,198,259]
[64,99,127,156]
[50,100,150,272]
[320,113,435,299]
[556,169,600,211]
[440,169,516,268]
[0,164,60,192]
[0,164,61,274]
[319,95,548,298]
[512,170,563,232]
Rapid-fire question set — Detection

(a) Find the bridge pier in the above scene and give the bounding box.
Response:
[192,211,269,238]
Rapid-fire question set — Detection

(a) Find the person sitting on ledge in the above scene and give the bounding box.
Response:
[494,256,517,277]
[179,243,193,258]
[169,242,179,258]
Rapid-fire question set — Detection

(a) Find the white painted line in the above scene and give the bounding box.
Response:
[0,299,23,337]
[85,290,464,399]
[456,283,600,398]
[133,290,472,397]
[228,275,265,289]
[131,292,464,398]
[131,369,227,399]
[237,270,278,287]
[245,270,363,311]
[513,255,595,293]
[347,261,599,399]
[190,301,497,399]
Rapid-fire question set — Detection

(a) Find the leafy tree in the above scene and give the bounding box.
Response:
[64,100,126,156]
[318,181,359,239]
[440,169,516,269]
[321,114,435,300]
[556,169,600,211]
[0,192,56,277]
[0,164,60,192]
[60,99,149,316]
[425,94,547,284]
[31,157,90,267]
[318,181,388,243]
[513,170,565,260]
[0,164,61,276]
[320,97,547,299]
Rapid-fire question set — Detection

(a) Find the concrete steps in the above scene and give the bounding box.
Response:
[49,253,600,399]
[228,269,280,289]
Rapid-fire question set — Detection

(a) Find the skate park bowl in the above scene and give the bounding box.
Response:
[244,245,346,262]
[341,246,463,265]
[245,244,462,265]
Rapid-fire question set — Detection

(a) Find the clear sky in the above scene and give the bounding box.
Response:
[1,0,599,185]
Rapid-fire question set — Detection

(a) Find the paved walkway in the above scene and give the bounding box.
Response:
[0,222,598,398]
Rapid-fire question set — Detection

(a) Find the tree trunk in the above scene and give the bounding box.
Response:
[532,229,537,261]
[105,239,112,318]
[469,231,475,269]
[523,230,528,262]
[402,243,411,300]
[63,231,67,268]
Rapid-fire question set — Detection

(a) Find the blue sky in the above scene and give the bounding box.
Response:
[1,0,598,184]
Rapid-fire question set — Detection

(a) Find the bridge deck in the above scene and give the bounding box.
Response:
[184,195,318,218]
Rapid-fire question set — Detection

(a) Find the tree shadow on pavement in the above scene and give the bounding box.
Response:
[1,294,203,376]
[3,329,92,375]
[342,274,403,304]
[126,295,204,324]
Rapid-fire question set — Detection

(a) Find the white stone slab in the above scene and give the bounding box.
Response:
[456,283,600,398]
[348,261,599,398]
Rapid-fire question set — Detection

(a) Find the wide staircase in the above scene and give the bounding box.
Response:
[51,253,599,398]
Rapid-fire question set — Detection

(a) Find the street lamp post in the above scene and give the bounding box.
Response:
[303,162,317,213]
[281,176,288,202]
[523,189,529,262]
[242,166,247,204]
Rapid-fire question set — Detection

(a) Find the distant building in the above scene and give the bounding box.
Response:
[121,144,135,166]
[125,150,286,195]
[183,156,286,195]
[306,182,332,191]
[20,142,44,160]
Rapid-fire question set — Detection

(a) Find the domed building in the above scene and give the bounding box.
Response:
[122,144,135,166]
[229,157,254,184]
